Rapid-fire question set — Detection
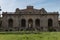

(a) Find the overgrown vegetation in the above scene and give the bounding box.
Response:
[0,32,59,40]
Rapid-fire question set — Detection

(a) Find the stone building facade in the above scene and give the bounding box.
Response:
[1,6,59,31]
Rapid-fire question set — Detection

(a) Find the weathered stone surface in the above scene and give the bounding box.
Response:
[1,6,59,31]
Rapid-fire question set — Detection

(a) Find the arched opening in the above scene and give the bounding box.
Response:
[28,19,33,28]
[35,19,40,31]
[35,19,40,27]
[26,19,34,31]
[48,19,53,31]
[21,19,26,27]
[48,19,53,26]
[8,19,13,28]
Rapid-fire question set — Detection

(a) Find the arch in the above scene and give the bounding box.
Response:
[28,19,33,28]
[48,18,53,31]
[48,19,53,27]
[26,19,34,31]
[35,19,40,27]
[8,19,13,27]
[21,19,26,27]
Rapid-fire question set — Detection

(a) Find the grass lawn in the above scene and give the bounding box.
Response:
[0,32,60,40]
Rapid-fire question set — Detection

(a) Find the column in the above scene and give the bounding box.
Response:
[33,19,36,31]
[33,19,35,27]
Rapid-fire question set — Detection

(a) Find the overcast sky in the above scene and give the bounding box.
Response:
[0,0,60,13]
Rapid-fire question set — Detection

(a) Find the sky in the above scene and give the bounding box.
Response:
[0,0,60,14]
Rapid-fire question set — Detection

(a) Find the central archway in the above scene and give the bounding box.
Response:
[28,19,33,28]
[26,19,34,31]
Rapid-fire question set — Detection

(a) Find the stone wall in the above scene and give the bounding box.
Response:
[1,6,59,31]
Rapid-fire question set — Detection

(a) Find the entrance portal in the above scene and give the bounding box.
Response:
[28,19,33,28]
[26,19,34,31]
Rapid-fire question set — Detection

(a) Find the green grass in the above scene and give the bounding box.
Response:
[0,32,60,40]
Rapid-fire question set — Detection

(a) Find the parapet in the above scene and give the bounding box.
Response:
[27,6,34,9]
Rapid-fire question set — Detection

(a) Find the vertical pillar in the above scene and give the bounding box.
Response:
[33,19,36,31]
[19,19,21,30]
[33,19,35,28]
